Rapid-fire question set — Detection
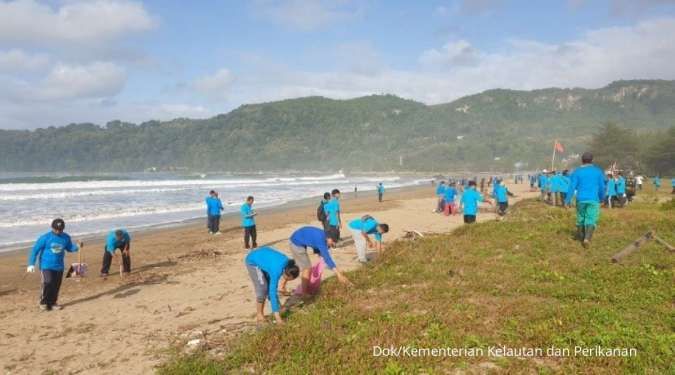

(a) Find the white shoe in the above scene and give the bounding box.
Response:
[39,304,49,311]
[51,304,63,310]
[214,231,222,236]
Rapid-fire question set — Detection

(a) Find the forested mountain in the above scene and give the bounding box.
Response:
[1,80,674,172]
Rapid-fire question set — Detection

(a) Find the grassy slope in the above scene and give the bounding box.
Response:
[160,187,674,374]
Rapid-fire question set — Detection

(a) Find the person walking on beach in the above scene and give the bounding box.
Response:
[244,247,299,324]
[435,181,446,213]
[317,192,331,231]
[282,226,352,295]
[492,179,515,218]
[616,172,627,207]
[377,182,385,202]
[205,190,224,234]
[443,181,458,215]
[606,172,617,208]
[324,189,342,242]
[565,152,606,248]
[100,229,131,277]
[538,170,548,202]
[653,175,661,190]
[241,196,258,249]
[26,218,80,311]
[459,180,492,224]
[635,174,644,191]
[348,215,389,263]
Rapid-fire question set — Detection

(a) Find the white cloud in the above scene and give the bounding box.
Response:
[0,0,156,46]
[224,17,675,106]
[0,49,49,72]
[418,39,479,68]
[192,69,235,99]
[2,62,126,102]
[253,0,363,31]
[334,41,383,75]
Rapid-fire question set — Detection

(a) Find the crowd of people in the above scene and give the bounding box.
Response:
[24,162,670,320]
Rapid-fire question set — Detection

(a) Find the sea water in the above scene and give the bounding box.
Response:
[0,172,426,251]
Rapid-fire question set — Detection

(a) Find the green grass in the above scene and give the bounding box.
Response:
[159,191,674,374]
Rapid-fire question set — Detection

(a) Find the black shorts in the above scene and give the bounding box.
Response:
[463,215,476,224]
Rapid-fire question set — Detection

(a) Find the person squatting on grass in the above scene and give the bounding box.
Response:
[281,226,352,296]
[101,228,131,277]
[459,180,492,224]
[241,196,257,249]
[205,190,224,234]
[565,152,606,248]
[26,218,81,311]
[348,215,389,263]
[244,247,299,324]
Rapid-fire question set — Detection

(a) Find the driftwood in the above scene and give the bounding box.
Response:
[402,229,425,241]
[611,230,674,263]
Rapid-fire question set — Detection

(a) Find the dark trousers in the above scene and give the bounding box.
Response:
[326,225,341,242]
[207,215,221,233]
[244,225,257,249]
[40,269,64,307]
[498,202,508,216]
[101,247,131,274]
[464,215,476,224]
[378,193,383,202]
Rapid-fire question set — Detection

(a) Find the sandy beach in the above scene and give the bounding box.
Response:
[0,183,537,374]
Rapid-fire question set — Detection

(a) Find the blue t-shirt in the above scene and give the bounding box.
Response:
[348,217,382,241]
[245,247,289,313]
[240,203,255,227]
[653,177,661,187]
[436,184,446,196]
[565,164,606,205]
[606,178,617,196]
[28,231,79,271]
[493,184,508,203]
[443,186,457,202]
[289,226,336,269]
[324,198,340,226]
[460,187,483,216]
[105,229,131,254]
[377,185,385,194]
[671,178,675,187]
[205,196,223,216]
[616,177,626,194]
[538,175,548,190]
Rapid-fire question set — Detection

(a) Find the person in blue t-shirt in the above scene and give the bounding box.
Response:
[460,181,492,224]
[241,196,257,249]
[443,182,458,215]
[205,190,224,234]
[26,218,80,311]
[615,172,627,207]
[653,176,661,189]
[348,215,389,263]
[435,181,446,213]
[565,152,606,248]
[492,179,516,218]
[606,173,617,208]
[538,171,549,202]
[283,226,353,295]
[324,189,342,242]
[377,183,385,202]
[244,247,299,324]
[101,229,131,277]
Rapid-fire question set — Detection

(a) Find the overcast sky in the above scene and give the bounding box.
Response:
[1,0,675,129]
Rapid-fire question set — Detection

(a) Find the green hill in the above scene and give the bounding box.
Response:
[1,80,674,172]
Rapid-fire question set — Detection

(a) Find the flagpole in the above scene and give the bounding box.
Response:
[551,140,556,171]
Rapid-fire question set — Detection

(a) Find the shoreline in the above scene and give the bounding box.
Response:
[0,183,430,256]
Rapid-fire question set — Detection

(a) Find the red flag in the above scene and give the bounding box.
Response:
[554,141,564,153]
